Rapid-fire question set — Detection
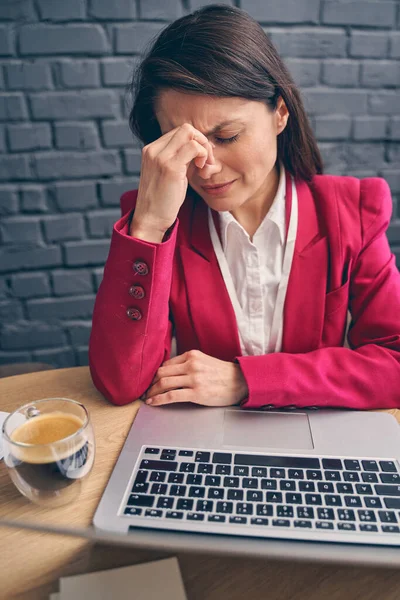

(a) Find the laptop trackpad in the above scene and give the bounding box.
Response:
[223,410,314,450]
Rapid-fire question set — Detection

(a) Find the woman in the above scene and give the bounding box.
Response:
[89,4,400,410]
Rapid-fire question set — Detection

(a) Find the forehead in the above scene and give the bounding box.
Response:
[155,89,250,133]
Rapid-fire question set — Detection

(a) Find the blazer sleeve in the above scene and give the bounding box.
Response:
[239,178,400,410]
[89,192,177,405]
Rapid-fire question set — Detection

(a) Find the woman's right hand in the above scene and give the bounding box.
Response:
[129,123,215,243]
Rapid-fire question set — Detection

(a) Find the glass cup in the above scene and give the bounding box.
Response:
[2,398,95,507]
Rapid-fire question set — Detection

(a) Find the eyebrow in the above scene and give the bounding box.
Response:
[203,119,245,137]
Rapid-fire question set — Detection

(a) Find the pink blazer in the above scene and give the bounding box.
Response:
[89,173,400,410]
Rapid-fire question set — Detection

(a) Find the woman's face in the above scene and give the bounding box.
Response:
[155,90,288,213]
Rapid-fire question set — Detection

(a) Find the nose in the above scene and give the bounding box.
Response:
[197,144,222,180]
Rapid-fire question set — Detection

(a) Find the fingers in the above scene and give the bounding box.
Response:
[146,375,191,399]
[152,362,187,385]
[146,388,193,406]
[160,124,215,169]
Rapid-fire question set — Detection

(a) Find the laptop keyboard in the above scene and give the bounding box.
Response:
[121,447,400,544]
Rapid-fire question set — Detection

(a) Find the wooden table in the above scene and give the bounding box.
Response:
[1,367,400,600]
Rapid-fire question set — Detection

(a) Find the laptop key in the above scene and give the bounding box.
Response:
[380,461,397,473]
[286,493,302,504]
[134,470,148,483]
[325,495,342,507]
[224,477,240,488]
[168,472,184,484]
[270,468,285,478]
[144,447,160,455]
[208,488,224,499]
[378,511,397,523]
[280,480,296,491]
[236,503,253,515]
[145,509,162,518]
[343,472,360,482]
[384,497,400,509]
[186,512,204,521]
[216,465,231,475]
[256,504,273,516]
[338,522,356,531]
[234,466,249,476]
[205,475,221,486]
[355,484,373,495]
[297,506,314,519]
[195,451,210,462]
[186,474,202,485]
[127,494,155,507]
[150,483,167,495]
[252,467,267,477]
[273,519,290,527]
[344,460,361,471]
[316,522,334,530]
[382,525,400,533]
[234,455,320,469]
[317,482,334,493]
[197,500,214,512]
[124,507,142,516]
[243,478,258,489]
[362,460,379,472]
[140,459,177,471]
[227,489,243,501]
[177,498,194,511]
[212,452,232,464]
[277,506,293,518]
[317,508,335,520]
[358,510,376,522]
[305,494,322,506]
[322,459,343,470]
[338,509,356,521]
[324,471,341,481]
[150,471,167,482]
[230,516,247,524]
[178,450,193,457]
[306,470,323,480]
[189,486,205,498]
[180,462,195,473]
[375,485,400,497]
[344,496,362,507]
[380,474,400,484]
[294,520,312,528]
[160,449,176,460]
[359,524,378,533]
[166,511,183,519]
[132,482,149,493]
[170,485,187,496]
[216,501,233,514]
[337,483,353,494]
[251,518,269,525]
[261,479,277,490]
[364,496,382,508]
[247,491,263,502]
[266,492,282,503]
[299,481,315,492]
[362,472,378,483]
[198,463,213,474]
[157,496,174,509]
[209,515,226,522]
[288,469,304,479]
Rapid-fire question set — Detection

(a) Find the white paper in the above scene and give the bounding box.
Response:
[0,411,10,460]
[59,557,187,600]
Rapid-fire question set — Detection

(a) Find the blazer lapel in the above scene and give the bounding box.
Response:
[179,196,241,361]
[282,177,328,353]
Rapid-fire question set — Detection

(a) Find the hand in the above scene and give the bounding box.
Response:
[130,123,216,242]
[145,349,249,407]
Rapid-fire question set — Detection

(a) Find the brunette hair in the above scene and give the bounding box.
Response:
[129,4,323,181]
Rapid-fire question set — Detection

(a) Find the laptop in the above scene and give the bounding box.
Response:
[93,404,400,565]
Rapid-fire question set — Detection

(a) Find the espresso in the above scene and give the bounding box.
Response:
[9,412,91,492]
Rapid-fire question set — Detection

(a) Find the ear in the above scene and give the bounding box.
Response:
[275,97,289,135]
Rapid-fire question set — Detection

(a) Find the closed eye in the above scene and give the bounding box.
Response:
[214,134,239,144]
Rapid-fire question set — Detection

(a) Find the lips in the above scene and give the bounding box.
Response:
[202,179,236,190]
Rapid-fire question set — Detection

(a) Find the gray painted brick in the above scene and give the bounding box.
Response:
[322,60,359,87]
[0,155,31,180]
[101,121,135,147]
[0,186,18,215]
[0,300,24,322]
[27,295,96,320]
[303,88,368,115]
[350,32,388,58]
[268,28,346,58]
[52,269,93,296]
[0,245,62,273]
[346,143,385,168]
[115,23,165,54]
[65,321,92,345]
[87,209,120,237]
[390,117,400,141]
[390,33,400,59]
[101,58,137,86]
[20,25,110,56]
[315,116,351,140]
[5,61,52,90]
[11,272,50,298]
[0,277,10,297]
[361,61,400,88]
[1,322,66,350]
[382,170,400,194]
[36,0,86,21]
[34,150,120,179]
[242,0,320,24]
[75,346,89,366]
[21,186,48,213]
[99,178,136,206]
[322,1,396,27]
[55,60,100,89]
[124,149,142,174]
[7,123,52,152]
[0,351,32,365]
[319,142,347,170]
[0,93,28,120]
[0,216,42,244]
[89,0,137,19]
[369,92,400,115]
[285,59,320,87]
[388,144,400,163]
[0,125,4,152]
[189,0,234,7]
[33,347,76,368]
[353,116,387,141]
[0,0,35,20]
[0,26,14,56]
[43,214,85,243]
[53,181,97,212]
[92,267,104,290]
[64,240,110,266]
[140,0,183,20]
[30,90,119,120]
[55,122,99,150]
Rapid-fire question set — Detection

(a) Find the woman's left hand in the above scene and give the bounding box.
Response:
[145,349,249,407]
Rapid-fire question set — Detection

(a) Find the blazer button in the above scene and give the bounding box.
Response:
[133,260,149,276]
[129,285,145,300]
[261,404,275,410]
[126,307,142,321]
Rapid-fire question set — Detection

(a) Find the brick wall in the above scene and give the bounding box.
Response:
[0,0,399,369]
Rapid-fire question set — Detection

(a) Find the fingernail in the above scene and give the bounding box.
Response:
[146,398,153,405]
